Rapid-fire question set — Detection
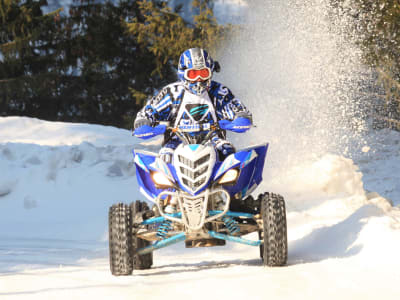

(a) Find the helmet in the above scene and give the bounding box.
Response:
[178,48,214,95]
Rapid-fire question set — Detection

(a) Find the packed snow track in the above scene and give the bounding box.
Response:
[0,117,400,300]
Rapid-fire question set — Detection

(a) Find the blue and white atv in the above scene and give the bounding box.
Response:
[108,119,288,276]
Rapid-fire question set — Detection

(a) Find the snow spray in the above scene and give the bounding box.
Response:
[215,0,370,189]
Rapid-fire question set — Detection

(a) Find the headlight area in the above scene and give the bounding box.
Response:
[151,171,175,189]
[218,168,240,185]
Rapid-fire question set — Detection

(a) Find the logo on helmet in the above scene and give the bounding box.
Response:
[191,48,205,69]
[183,53,190,69]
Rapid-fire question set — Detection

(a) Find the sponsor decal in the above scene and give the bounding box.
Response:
[191,48,205,68]
[233,125,251,129]
[135,132,154,138]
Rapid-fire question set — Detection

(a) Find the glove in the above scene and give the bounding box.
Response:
[134,118,151,129]
[234,111,253,123]
[212,137,235,158]
[219,143,235,157]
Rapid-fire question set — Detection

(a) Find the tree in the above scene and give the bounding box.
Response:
[0,0,149,126]
[0,0,226,128]
[126,0,227,105]
[0,0,62,118]
[53,0,153,127]
[333,0,400,113]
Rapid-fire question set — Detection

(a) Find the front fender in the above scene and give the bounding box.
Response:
[133,149,175,201]
[214,143,269,198]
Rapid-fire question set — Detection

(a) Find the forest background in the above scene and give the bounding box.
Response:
[0,0,399,129]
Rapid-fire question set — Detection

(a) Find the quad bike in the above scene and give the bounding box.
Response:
[108,118,287,275]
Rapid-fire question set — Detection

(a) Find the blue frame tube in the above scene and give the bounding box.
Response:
[141,216,165,225]
[208,231,261,246]
[136,232,186,255]
[140,212,182,225]
[136,211,260,254]
[140,210,255,226]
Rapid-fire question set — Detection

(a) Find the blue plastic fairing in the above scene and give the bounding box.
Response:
[218,118,252,133]
[133,150,175,201]
[134,124,166,140]
[133,143,268,201]
[216,144,268,198]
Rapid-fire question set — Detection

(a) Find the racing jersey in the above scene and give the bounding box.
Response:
[135,81,251,129]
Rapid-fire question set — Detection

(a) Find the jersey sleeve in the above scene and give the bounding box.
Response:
[211,82,252,121]
[134,86,174,127]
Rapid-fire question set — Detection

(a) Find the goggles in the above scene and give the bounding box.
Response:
[184,68,212,81]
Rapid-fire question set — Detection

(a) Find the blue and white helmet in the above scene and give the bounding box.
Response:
[178,48,215,95]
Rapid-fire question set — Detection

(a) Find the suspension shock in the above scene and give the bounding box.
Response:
[222,215,240,235]
[156,219,173,239]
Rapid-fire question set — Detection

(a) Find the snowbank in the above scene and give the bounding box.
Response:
[281,153,366,197]
[1,117,400,300]
[0,116,134,146]
[0,117,142,242]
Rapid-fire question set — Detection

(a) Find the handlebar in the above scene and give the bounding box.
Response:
[168,123,218,133]
[134,118,252,141]
[167,123,220,145]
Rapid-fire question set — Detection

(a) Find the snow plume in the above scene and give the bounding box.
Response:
[217,0,370,187]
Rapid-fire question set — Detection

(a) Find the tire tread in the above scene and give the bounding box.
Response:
[109,203,133,275]
[260,192,288,266]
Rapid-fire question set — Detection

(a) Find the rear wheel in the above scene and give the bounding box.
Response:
[109,203,133,276]
[130,201,153,270]
[260,192,288,266]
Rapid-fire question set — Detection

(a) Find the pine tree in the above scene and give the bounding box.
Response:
[357,0,400,121]
[334,0,400,107]
[56,0,150,126]
[126,0,227,106]
[0,0,62,118]
[0,0,226,128]
[331,0,400,128]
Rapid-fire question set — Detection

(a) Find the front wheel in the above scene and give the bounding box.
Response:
[130,201,153,270]
[109,203,133,276]
[260,192,288,266]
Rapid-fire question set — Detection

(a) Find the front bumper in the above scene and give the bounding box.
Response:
[155,188,230,231]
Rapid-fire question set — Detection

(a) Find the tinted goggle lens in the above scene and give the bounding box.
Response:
[185,68,211,81]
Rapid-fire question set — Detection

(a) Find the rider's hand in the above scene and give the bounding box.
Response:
[234,111,253,123]
[134,118,151,129]
[219,143,235,157]
[212,137,235,158]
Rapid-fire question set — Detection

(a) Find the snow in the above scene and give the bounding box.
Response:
[1,116,400,300]
[0,116,132,147]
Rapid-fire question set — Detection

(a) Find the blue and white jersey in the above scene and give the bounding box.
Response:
[174,90,217,128]
[135,81,251,128]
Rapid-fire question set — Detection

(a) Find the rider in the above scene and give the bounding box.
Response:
[134,47,252,163]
